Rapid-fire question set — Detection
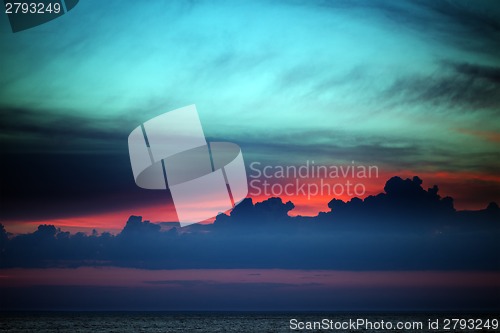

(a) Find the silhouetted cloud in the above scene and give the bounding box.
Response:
[1,176,498,270]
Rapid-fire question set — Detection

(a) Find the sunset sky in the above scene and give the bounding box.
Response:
[1,0,500,234]
[1,0,500,312]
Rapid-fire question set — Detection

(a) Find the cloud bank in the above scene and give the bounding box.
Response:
[1,176,498,270]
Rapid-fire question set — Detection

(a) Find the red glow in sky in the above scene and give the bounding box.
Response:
[2,169,498,234]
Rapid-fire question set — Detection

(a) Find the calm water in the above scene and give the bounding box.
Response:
[0,312,499,332]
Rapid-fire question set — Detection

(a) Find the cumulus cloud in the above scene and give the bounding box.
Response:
[1,176,498,270]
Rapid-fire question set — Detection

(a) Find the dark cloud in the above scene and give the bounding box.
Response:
[308,0,500,55]
[416,0,500,54]
[449,62,500,84]
[0,151,172,222]
[1,176,498,270]
[0,107,172,222]
[239,131,422,163]
[238,131,500,176]
[381,62,500,113]
[0,107,132,153]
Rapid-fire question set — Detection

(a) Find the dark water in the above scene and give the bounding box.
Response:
[0,312,499,332]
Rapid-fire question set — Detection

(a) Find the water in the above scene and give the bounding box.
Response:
[0,312,498,332]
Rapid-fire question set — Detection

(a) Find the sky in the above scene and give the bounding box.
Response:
[1,0,500,232]
[0,0,499,312]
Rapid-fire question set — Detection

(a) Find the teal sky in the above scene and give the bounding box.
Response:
[1,0,499,218]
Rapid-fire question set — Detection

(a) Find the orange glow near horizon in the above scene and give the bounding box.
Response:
[456,128,500,144]
[2,170,498,234]
[2,201,179,235]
